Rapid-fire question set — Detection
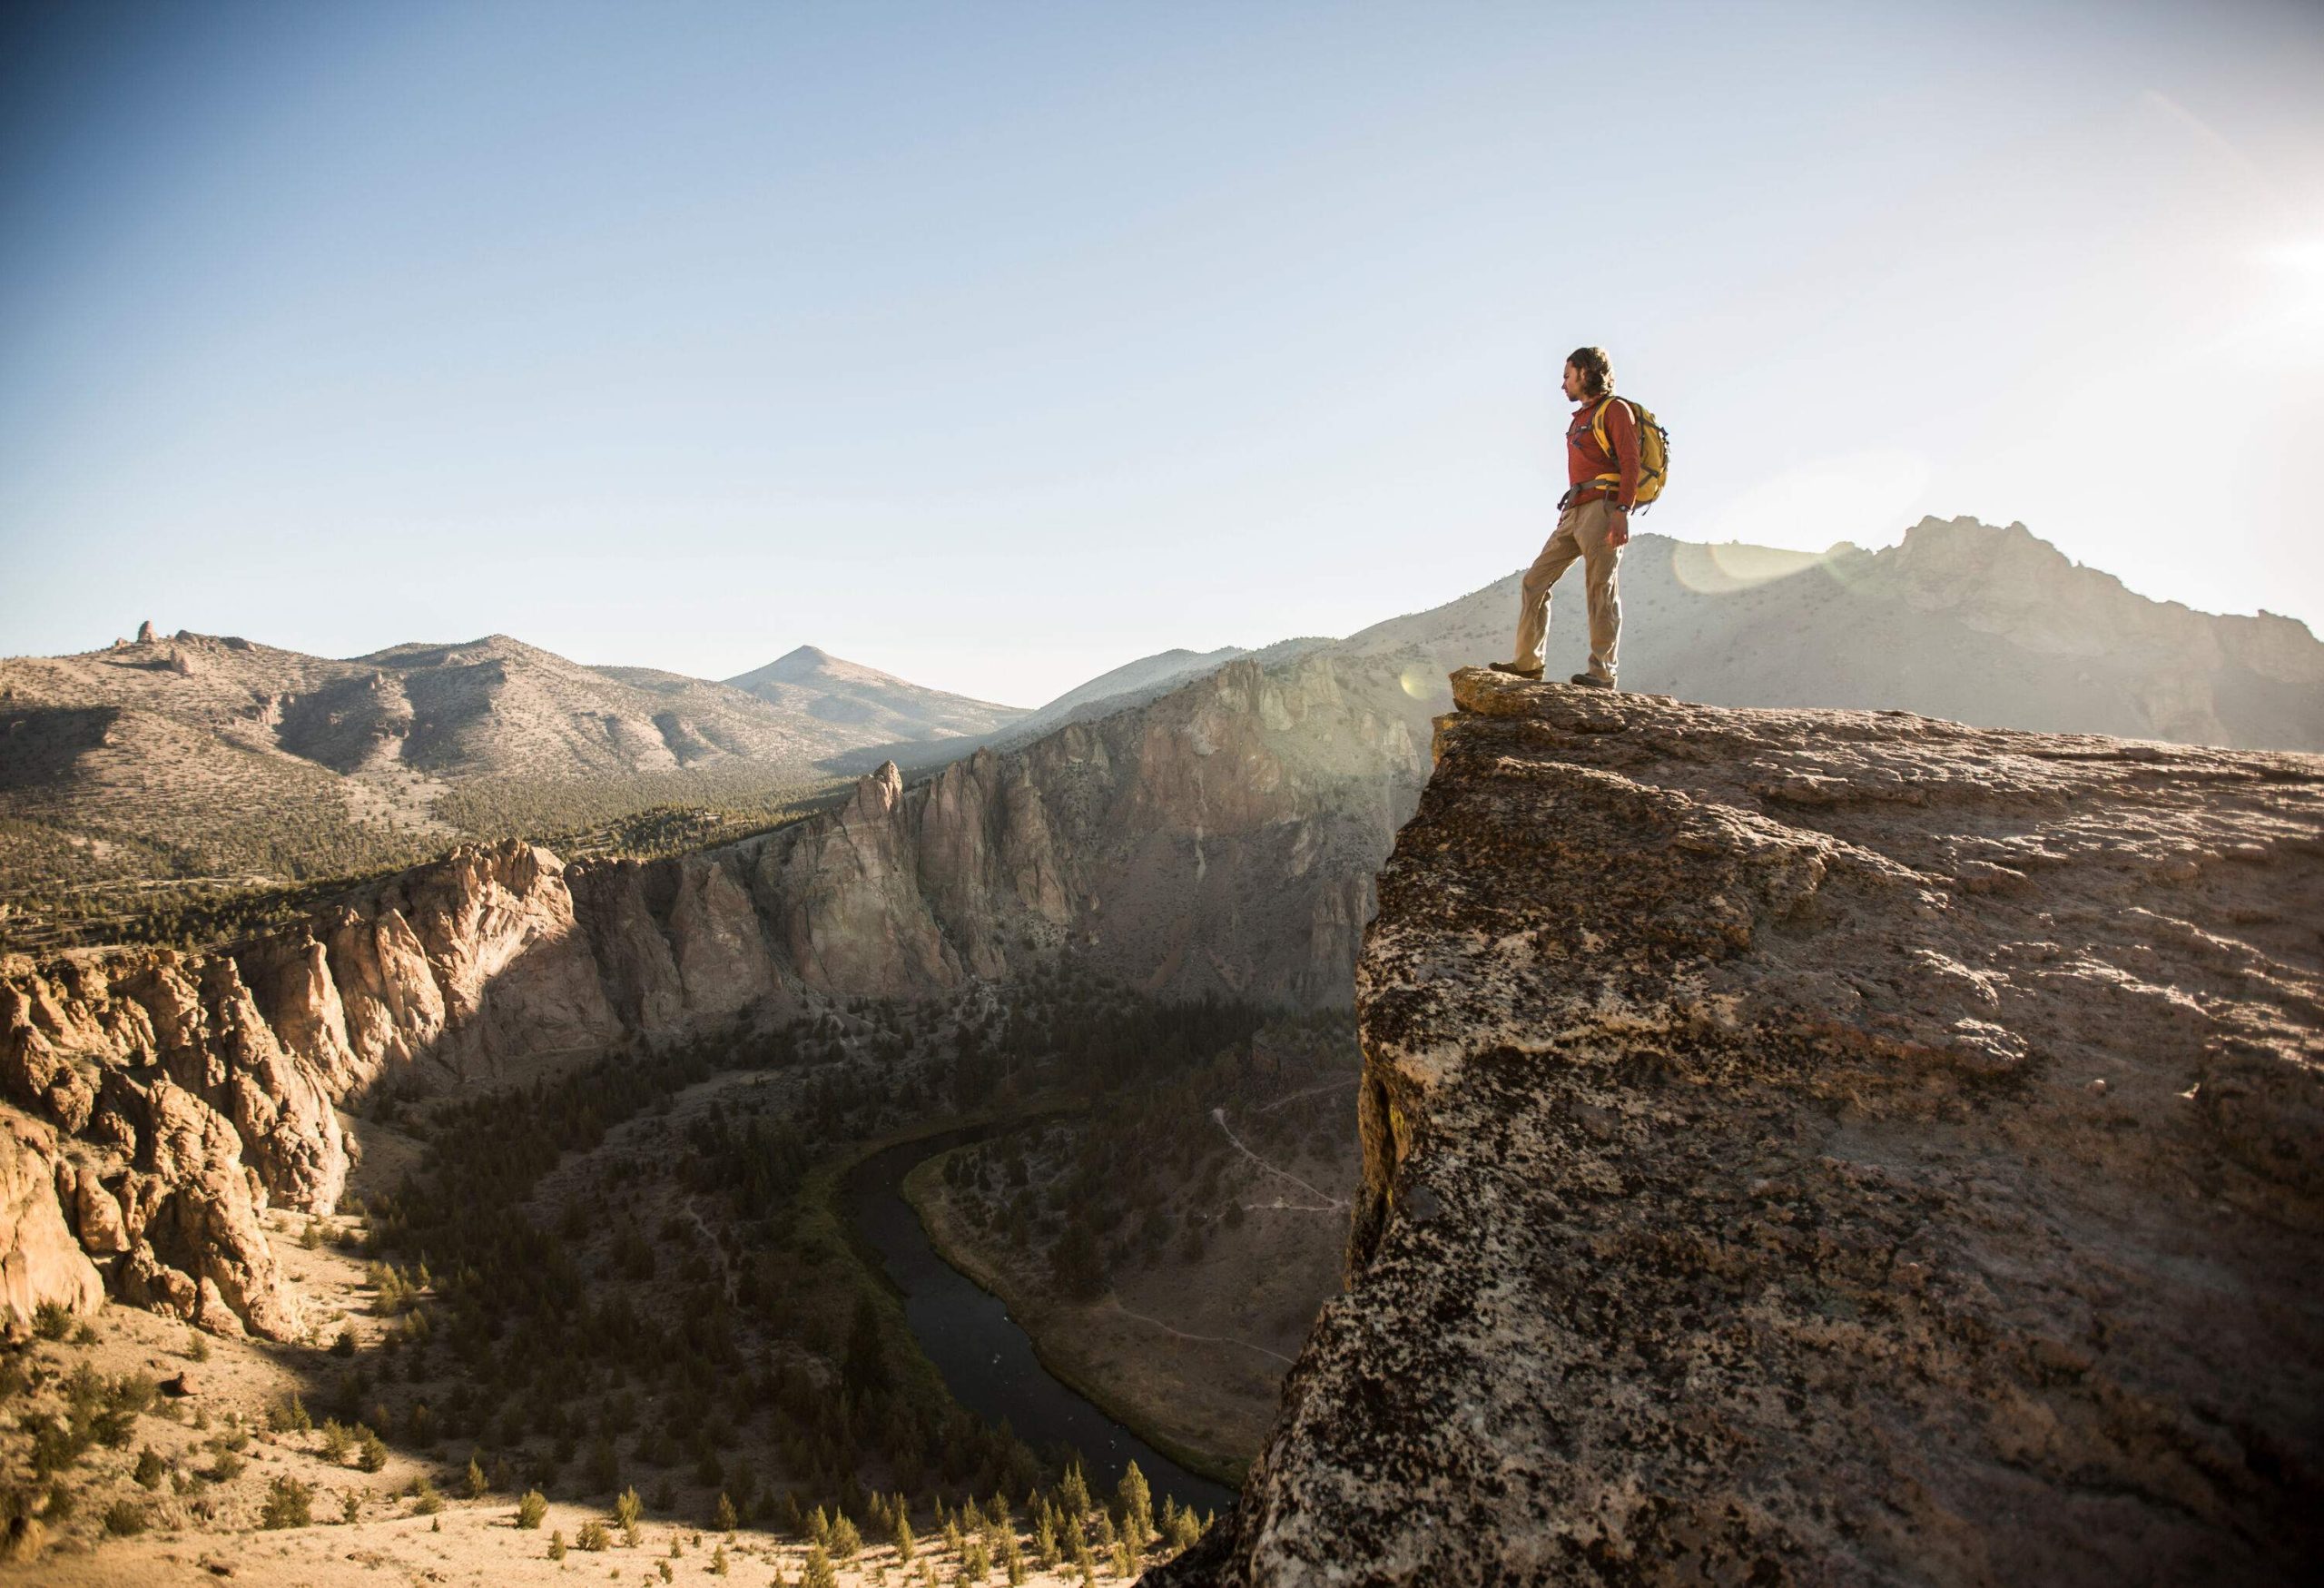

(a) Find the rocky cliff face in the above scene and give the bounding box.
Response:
[0,651,1433,1337]
[1160,669,2323,1587]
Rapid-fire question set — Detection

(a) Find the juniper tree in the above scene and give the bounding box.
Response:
[261,1475,314,1529]
[1116,1461,1152,1552]
[517,1488,548,1529]
[1059,1463,1090,1518]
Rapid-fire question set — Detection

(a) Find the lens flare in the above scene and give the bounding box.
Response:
[1669,540,1833,596]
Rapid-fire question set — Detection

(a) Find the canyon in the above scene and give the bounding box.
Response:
[1,515,2319,1582]
[1,649,1427,1340]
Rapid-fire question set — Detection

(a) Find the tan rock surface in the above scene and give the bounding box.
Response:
[0,1108,103,1336]
[1162,669,2323,1587]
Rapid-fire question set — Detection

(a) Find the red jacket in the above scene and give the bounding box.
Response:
[1566,397,1640,509]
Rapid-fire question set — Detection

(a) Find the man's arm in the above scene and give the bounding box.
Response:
[1606,399,1640,545]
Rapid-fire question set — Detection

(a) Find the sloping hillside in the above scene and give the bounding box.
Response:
[0,632,869,946]
[721,644,1028,741]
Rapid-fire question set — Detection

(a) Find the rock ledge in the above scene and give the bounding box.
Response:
[1158,669,2323,1586]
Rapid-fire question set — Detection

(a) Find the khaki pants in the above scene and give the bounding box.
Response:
[1511,496,1621,680]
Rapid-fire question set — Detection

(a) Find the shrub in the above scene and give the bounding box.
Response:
[262,1475,314,1529]
[30,1303,72,1342]
[185,1329,211,1363]
[517,1488,547,1529]
[799,1544,839,1588]
[341,1489,363,1524]
[209,1450,246,1483]
[411,1475,444,1515]
[106,1372,157,1417]
[355,1426,388,1473]
[330,1327,355,1357]
[133,1447,167,1489]
[576,1517,610,1552]
[830,1513,862,1558]
[547,1528,566,1561]
[320,1420,354,1463]
[103,1498,146,1536]
[714,1491,736,1534]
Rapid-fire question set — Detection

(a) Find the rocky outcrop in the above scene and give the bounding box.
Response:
[101,1073,301,1339]
[0,1109,104,1337]
[1163,670,2324,1587]
[0,841,615,1334]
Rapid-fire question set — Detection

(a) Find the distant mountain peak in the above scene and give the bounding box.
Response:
[722,646,1026,741]
[766,644,835,675]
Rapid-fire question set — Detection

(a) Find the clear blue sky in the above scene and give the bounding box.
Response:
[5,0,2320,705]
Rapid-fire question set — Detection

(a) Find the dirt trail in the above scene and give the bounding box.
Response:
[1102,1297,1297,1366]
[1209,1107,1348,1212]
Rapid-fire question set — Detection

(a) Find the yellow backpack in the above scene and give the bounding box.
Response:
[1585,397,1670,509]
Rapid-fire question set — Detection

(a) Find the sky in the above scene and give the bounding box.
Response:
[4,0,2321,708]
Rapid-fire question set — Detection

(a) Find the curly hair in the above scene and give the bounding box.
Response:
[1565,346,1614,400]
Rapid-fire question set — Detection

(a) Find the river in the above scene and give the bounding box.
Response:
[842,1130,1237,1518]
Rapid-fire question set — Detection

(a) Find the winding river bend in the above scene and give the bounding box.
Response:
[842,1131,1236,1518]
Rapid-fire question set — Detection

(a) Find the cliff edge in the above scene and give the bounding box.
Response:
[1157,669,2323,1586]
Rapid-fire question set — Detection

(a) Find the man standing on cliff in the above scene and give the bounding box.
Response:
[1492,346,1637,689]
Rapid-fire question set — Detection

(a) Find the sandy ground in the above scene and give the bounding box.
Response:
[25,1499,1121,1587]
[4,1175,1180,1586]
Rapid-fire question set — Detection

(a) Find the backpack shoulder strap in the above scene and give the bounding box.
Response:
[1590,397,1627,452]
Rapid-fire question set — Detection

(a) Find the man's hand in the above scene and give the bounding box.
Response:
[1608,506,1631,547]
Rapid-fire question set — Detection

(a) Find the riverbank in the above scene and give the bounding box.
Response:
[903,1148,1266,1489]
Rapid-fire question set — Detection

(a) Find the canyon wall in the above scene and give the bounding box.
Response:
[1158,669,2324,1587]
[0,653,1431,1337]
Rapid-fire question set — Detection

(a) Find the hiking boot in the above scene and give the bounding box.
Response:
[1489,662,1543,680]
[1569,672,1616,689]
